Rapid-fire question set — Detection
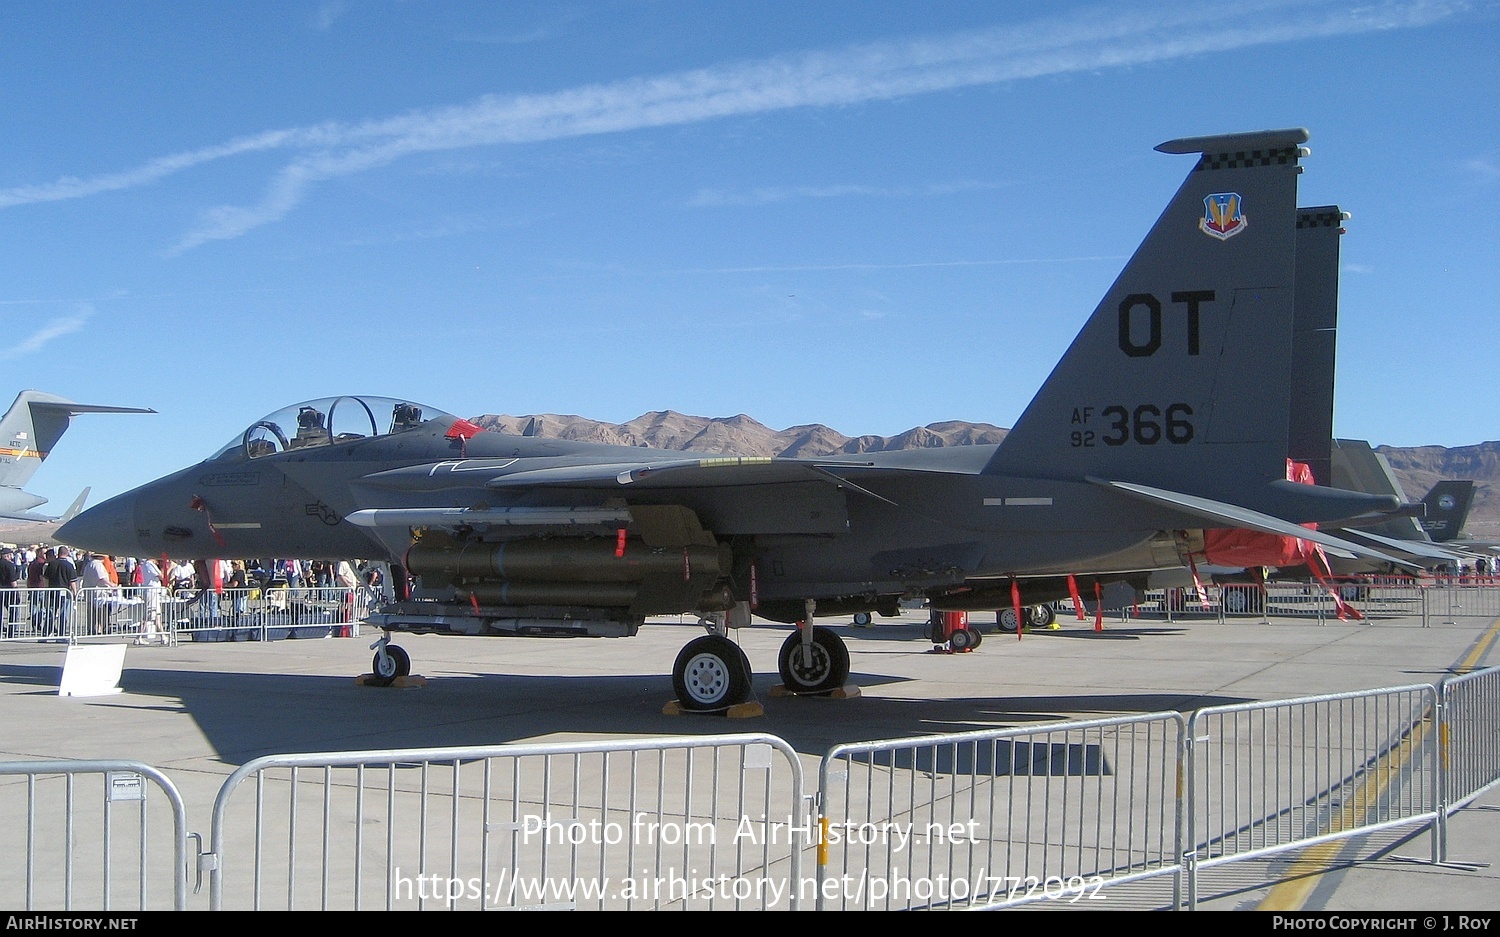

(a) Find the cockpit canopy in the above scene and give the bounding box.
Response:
[213,396,453,460]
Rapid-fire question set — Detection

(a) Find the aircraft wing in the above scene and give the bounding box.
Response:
[483,456,825,489]
[352,455,924,507]
[1091,478,1415,566]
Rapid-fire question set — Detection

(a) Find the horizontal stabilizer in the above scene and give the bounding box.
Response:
[26,402,157,417]
[1091,477,1413,566]
[1336,527,1462,562]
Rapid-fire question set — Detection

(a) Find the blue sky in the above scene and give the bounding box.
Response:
[3,1,1497,511]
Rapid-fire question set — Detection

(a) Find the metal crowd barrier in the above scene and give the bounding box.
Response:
[172,585,363,643]
[0,587,76,642]
[206,734,806,910]
[1130,579,1448,625]
[816,713,1186,910]
[1437,666,1500,860]
[0,586,363,645]
[0,760,190,911]
[1428,581,1500,626]
[1184,684,1441,908]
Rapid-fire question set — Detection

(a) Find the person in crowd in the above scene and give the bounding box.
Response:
[0,548,20,635]
[229,560,249,618]
[135,556,166,645]
[81,552,116,635]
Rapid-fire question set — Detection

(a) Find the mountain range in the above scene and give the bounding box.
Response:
[472,411,1499,541]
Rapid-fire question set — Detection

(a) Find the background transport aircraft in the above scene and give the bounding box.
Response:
[58,128,1409,710]
[0,391,155,542]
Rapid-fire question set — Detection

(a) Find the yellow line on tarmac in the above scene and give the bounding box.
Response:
[1258,613,1500,912]
[1455,615,1500,676]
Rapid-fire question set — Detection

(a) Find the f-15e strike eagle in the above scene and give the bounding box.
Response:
[58,128,1406,709]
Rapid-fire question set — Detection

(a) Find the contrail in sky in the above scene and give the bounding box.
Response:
[0,0,1469,253]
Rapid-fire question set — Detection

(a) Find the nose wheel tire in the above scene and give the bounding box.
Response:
[369,644,411,687]
[673,635,752,711]
[777,629,850,694]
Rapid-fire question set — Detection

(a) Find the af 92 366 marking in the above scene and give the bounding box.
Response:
[1070,403,1194,447]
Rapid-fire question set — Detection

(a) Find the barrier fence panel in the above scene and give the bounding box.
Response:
[0,760,190,911]
[1429,581,1500,625]
[816,713,1186,911]
[0,588,74,643]
[173,585,362,643]
[207,734,805,910]
[1185,685,1440,908]
[1439,666,1500,811]
[1129,578,1437,625]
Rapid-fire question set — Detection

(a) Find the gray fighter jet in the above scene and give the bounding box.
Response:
[57,128,1406,709]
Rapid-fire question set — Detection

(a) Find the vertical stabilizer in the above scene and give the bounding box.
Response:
[1420,480,1476,542]
[0,391,155,514]
[1287,207,1345,486]
[986,129,1311,507]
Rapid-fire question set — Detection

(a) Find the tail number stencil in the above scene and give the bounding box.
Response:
[1118,291,1213,358]
[1071,403,1193,447]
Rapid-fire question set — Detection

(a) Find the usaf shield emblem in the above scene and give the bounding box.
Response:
[1199,192,1247,240]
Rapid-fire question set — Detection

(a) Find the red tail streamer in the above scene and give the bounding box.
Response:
[1185,554,1212,611]
[1011,579,1023,641]
[1067,574,1086,620]
[469,592,481,615]
[1093,581,1104,631]
[614,528,627,558]
[1308,546,1363,621]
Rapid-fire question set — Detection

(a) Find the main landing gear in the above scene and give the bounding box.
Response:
[772,599,851,697]
[672,634,754,711]
[667,600,854,710]
[996,604,1057,633]
[776,628,850,694]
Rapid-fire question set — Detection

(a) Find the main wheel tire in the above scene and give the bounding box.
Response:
[852,611,872,627]
[966,626,982,648]
[1029,604,1056,627]
[370,645,411,687]
[673,635,752,711]
[996,607,1021,633]
[777,629,851,694]
[949,626,975,651]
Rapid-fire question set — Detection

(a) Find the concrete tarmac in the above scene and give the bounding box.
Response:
[1,604,1497,912]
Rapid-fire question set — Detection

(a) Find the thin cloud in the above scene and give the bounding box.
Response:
[0,0,1470,252]
[312,2,346,32]
[1462,156,1500,182]
[0,305,91,360]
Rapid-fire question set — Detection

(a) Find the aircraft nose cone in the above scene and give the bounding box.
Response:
[56,494,136,555]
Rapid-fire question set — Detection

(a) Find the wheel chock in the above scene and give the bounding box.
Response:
[768,684,861,700]
[355,674,428,688]
[661,699,765,718]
